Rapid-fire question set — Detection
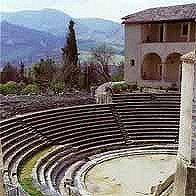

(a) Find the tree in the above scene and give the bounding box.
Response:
[112,61,124,82]
[91,43,115,82]
[0,63,17,83]
[17,61,26,83]
[32,58,56,92]
[62,20,79,88]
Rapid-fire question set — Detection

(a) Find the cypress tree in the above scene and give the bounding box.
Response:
[62,20,79,89]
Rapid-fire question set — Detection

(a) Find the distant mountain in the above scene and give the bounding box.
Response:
[1,9,71,37]
[1,21,103,66]
[0,9,124,67]
[1,9,124,45]
[1,21,63,66]
[0,21,106,67]
[75,18,123,46]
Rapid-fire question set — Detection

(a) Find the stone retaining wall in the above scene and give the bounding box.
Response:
[0,93,95,120]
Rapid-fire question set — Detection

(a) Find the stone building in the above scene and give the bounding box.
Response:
[122,3,196,88]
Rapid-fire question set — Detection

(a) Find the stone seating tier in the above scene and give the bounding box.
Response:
[0,93,181,195]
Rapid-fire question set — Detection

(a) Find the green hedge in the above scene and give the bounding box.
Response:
[22,84,40,95]
[0,81,18,95]
[0,82,40,95]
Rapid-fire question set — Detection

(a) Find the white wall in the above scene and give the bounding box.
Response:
[140,42,195,62]
[124,23,195,88]
[124,24,141,84]
[178,62,194,162]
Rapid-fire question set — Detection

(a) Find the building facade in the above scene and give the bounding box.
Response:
[122,3,196,88]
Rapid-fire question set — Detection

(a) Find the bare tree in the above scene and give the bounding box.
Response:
[91,43,115,82]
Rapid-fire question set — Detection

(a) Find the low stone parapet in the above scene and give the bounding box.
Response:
[75,147,177,196]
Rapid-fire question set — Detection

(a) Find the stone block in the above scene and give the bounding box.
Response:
[185,166,196,196]
[0,168,5,196]
[174,159,187,195]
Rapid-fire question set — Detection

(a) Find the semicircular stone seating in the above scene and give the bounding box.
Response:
[112,93,180,146]
[0,93,180,195]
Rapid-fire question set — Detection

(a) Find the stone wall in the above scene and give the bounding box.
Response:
[0,93,95,120]
[0,140,5,196]
[185,166,196,195]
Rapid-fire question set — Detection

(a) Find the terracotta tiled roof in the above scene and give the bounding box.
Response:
[122,3,196,24]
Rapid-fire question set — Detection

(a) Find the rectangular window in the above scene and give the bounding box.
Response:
[159,24,163,42]
[181,23,188,37]
[130,59,135,66]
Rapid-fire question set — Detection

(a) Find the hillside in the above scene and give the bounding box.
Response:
[1,21,63,66]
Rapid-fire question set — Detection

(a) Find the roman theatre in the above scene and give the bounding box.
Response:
[0,51,196,196]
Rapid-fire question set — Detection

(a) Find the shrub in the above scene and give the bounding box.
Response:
[167,83,178,91]
[22,84,40,95]
[17,82,26,93]
[128,84,138,91]
[121,83,129,91]
[0,81,18,95]
[112,74,123,82]
[112,83,122,90]
[51,82,65,94]
[0,83,4,94]
[112,83,131,92]
[112,83,123,93]
[139,86,144,92]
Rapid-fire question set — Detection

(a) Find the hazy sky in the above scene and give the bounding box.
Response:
[1,0,194,22]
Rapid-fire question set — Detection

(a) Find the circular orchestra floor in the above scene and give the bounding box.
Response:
[84,154,176,196]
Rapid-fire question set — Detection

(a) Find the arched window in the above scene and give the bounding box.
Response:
[141,53,162,81]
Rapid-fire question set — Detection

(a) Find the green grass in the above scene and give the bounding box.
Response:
[18,146,56,196]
